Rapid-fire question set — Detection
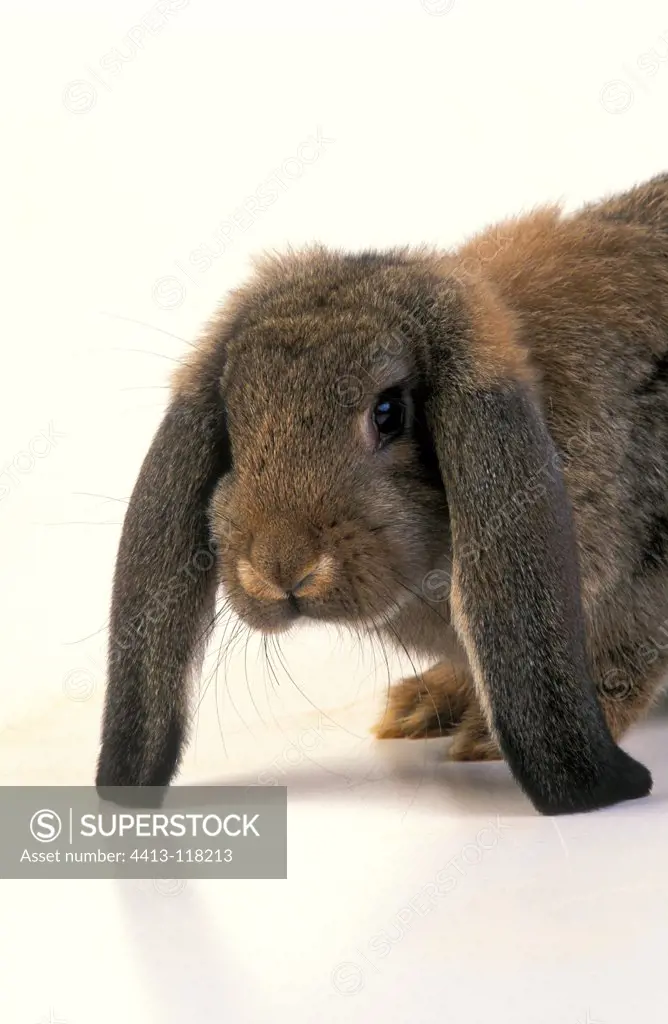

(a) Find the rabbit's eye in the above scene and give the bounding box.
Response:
[372,390,405,442]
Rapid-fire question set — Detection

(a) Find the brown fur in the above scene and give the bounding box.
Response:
[97,173,668,814]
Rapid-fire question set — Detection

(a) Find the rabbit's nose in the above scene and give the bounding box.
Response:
[290,555,335,598]
[237,553,334,602]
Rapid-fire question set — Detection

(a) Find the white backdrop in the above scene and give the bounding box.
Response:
[3,4,668,1024]
[3,0,668,730]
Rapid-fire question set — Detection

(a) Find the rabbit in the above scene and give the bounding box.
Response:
[96,171,668,815]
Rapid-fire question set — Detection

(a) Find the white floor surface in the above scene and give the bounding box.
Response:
[1,638,667,1024]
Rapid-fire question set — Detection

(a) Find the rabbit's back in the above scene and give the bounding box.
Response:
[588,171,668,235]
[454,176,668,670]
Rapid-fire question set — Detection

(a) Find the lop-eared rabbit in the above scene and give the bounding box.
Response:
[97,173,668,815]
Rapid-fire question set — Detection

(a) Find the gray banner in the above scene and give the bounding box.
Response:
[0,786,286,879]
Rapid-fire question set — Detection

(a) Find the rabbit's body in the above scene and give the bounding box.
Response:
[378,174,668,754]
[97,173,668,815]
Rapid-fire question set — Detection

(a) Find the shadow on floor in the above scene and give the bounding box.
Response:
[194,713,668,819]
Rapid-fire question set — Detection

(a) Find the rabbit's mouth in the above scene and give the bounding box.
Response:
[221,590,332,636]
[221,547,438,637]
[226,593,404,636]
[212,484,448,636]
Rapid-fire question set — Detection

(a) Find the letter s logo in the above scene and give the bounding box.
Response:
[30,809,63,843]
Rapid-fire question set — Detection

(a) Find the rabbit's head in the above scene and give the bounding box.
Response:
[199,248,456,634]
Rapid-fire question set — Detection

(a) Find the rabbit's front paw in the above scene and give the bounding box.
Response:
[373,663,471,739]
[448,707,502,761]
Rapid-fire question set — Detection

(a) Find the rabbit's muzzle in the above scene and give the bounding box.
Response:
[218,515,350,632]
[237,551,335,603]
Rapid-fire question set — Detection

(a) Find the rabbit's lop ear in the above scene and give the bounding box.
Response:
[96,364,229,803]
[428,284,652,815]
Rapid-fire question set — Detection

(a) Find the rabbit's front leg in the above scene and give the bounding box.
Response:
[447,705,502,761]
[373,661,503,759]
[373,661,473,739]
